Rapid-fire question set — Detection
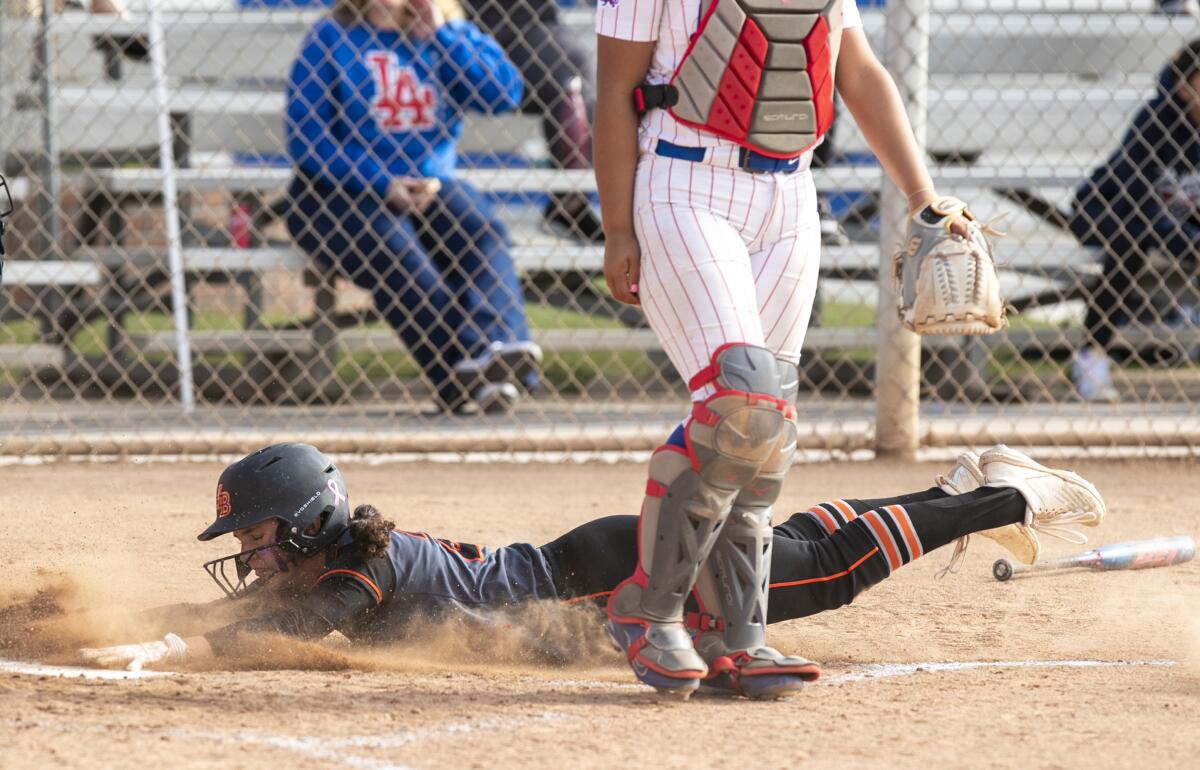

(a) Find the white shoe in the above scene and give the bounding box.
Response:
[473,382,520,414]
[978,445,1105,546]
[935,451,1041,567]
[935,451,984,496]
[1071,348,1118,403]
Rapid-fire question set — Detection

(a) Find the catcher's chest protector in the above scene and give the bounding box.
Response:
[670,0,844,158]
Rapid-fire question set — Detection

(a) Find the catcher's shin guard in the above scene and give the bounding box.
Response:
[607,344,791,696]
[691,361,820,699]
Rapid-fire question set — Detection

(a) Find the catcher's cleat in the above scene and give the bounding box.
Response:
[936,451,1041,567]
[693,634,820,700]
[606,578,706,698]
[979,445,1105,545]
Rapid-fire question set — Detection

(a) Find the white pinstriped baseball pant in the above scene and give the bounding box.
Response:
[633,152,822,399]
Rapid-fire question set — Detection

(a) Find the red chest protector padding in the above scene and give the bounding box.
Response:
[668,0,843,159]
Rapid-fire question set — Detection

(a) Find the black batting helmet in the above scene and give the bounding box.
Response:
[199,442,350,556]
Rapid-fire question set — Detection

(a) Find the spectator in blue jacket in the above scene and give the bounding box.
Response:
[1068,39,1200,401]
[286,0,542,414]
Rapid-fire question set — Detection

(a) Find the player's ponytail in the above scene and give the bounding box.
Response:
[348,504,395,560]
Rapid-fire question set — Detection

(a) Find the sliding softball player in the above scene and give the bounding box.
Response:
[80,442,1101,699]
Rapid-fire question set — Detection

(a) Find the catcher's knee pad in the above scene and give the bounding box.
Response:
[687,344,794,489]
[619,345,792,623]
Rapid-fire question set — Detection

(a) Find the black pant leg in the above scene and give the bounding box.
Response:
[766,488,1026,623]
[539,515,639,601]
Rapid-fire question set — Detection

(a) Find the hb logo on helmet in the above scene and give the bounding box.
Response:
[216,484,232,518]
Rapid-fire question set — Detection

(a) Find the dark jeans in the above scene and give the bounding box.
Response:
[287,176,531,402]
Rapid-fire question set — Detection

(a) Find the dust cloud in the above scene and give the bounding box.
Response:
[0,571,622,675]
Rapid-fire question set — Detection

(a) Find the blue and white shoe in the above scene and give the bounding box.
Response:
[454,341,543,386]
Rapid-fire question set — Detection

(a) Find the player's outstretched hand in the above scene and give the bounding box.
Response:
[79,633,189,671]
[603,230,641,305]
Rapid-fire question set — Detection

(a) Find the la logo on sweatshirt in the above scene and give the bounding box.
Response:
[367,50,437,131]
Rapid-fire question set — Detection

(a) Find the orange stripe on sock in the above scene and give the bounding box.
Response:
[863,511,902,572]
[769,548,879,589]
[886,504,923,560]
[832,499,857,522]
[807,506,838,534]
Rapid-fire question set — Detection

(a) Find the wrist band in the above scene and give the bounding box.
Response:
[906,187,936,207]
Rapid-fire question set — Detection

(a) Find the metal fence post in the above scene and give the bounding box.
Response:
[148,7,196,414]
[874,0,929,459]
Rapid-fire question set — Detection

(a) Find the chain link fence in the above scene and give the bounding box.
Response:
[0,0,1197,455]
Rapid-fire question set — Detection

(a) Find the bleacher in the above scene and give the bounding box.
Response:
[2,3,1197,398]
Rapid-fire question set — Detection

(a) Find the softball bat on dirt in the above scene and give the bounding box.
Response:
[993,535,1195,582]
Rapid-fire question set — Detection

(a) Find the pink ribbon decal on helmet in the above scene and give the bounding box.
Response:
[327,479,346,507]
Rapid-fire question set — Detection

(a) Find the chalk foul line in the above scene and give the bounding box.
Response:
[4,711,571,770]
[0,656,1177,687]
[817,658,1178,685]
[0,659,1181,770]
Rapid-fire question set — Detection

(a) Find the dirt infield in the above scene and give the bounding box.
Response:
[1,456,1197,769]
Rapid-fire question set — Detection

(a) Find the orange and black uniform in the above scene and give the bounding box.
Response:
[205,486,1025,655]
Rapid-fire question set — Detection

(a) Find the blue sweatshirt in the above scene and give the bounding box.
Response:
[1071,65,1200,258]
[285,16,523,197]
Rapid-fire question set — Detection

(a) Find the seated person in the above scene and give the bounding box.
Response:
[81,441,1105,699]
[460,0,603,242]
[286,0,541,414]
[1068,39,1200,402]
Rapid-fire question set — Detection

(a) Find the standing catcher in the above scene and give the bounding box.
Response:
[80,442,1102,698]
[592,0,1005,698]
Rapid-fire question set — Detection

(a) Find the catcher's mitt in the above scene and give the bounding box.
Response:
[895,196,1006,336]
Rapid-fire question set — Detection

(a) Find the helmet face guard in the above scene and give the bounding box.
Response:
[203,529,295,599]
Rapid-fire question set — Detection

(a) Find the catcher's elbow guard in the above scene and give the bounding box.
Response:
[896,196,1008,337]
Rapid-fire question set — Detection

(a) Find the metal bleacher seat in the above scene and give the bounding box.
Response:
[3,5,1195,396]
